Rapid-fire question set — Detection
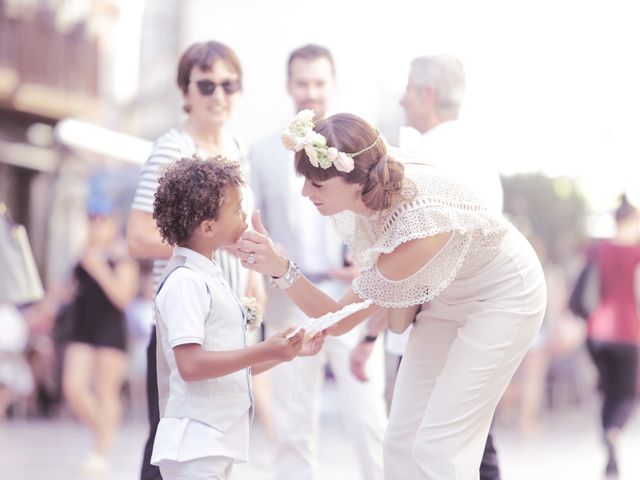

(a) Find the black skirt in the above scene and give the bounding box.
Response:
[67,263,128,352]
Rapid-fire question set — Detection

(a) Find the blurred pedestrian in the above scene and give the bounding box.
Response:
[586,194,640,478]
[62,197,139,474]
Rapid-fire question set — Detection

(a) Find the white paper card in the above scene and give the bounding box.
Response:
[287,299,373,339]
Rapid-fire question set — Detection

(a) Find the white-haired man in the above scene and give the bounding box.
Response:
[397,53,504,480]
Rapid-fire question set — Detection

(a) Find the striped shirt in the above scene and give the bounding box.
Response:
[131,128,246,297]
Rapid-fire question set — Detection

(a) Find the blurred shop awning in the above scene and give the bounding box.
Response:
[55,118,152,165]
[0,140,59,172]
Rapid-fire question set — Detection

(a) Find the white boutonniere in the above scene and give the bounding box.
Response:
[243,296,262,330]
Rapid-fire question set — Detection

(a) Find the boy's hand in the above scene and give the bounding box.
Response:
[299,332,326,357]
[349,341,374,382]
[265,328,304,361]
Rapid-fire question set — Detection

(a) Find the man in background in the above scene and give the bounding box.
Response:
[249,44,387,480]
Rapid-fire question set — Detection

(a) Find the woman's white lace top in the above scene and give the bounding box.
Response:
[330,163,509,308]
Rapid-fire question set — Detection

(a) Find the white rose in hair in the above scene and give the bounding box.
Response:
[291,128,310,151]
[294,137,307,152]
[310,132,327,148]
[289,110,315,136]
[301,129,317,146]
[333,152,355,173]
[305,145,320,167]
[296,109,315,125]
[326,147,339,162]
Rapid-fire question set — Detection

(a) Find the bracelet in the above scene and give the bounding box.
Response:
[362,334,378,343]
[269,259,301,290]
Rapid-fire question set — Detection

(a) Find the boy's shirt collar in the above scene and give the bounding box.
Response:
[173,246,222,278]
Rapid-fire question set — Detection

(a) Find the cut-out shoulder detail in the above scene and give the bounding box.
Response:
[331,165,507,308]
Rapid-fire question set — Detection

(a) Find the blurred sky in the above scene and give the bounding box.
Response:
[175,0,640,213]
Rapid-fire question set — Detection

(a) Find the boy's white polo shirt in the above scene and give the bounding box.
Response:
[151,247,250,465]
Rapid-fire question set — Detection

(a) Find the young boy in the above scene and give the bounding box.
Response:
[150,156,320,479]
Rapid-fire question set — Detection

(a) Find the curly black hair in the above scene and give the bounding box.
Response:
[153,155,244,246]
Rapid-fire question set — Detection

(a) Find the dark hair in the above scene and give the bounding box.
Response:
[287,44,335,79]
[177,40,243,112]
[153,156,244,246]
[615,193,637,223]
[294,113,405,211]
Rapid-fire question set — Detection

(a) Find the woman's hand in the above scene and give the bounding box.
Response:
[237,211,289,277]
[299,332,326,356]
[350,341,374,382]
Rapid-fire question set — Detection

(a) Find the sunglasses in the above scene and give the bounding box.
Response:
[192,79,241,96]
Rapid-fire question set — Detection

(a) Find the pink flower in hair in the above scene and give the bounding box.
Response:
[281,132,297,151]
[333,152,355,173]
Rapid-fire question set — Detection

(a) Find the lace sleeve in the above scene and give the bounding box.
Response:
[331,165,508,308]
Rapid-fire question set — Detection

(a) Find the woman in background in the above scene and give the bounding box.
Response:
[63,198,139,474]
[586,194,640,478]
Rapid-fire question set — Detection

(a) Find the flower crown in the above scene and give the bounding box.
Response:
[281,110,380,173]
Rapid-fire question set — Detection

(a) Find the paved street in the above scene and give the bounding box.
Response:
[1,382,639,480]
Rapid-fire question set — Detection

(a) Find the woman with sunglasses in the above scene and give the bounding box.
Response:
[127,40,265,480]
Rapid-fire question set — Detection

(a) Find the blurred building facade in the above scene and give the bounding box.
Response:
[0,0,181,285]
[1,0,626,286]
